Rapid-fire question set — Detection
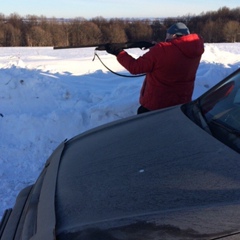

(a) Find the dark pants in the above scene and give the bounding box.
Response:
[137,106,150,114]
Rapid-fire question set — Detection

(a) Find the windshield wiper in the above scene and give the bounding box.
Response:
[210,119,240,136]
[210,230,240,239]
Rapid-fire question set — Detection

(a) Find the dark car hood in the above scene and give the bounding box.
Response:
[55,106,240,238]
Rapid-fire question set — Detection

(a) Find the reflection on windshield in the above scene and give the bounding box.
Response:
[200,81,235,115]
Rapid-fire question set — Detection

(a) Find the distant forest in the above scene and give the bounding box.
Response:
[0,6,239,47]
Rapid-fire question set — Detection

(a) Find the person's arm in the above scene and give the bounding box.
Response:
[116,49,156,75]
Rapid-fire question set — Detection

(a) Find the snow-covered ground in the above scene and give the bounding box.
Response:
[0,43,240,218]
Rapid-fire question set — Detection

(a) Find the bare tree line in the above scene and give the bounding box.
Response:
[0,6,239,47]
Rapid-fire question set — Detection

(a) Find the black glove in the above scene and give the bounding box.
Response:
[105,43,124,56]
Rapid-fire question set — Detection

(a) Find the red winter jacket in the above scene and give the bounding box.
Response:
[117,34,204,110]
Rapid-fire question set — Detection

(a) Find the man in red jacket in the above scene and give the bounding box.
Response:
[106,22,204,114]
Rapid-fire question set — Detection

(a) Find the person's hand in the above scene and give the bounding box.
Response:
[105,43,123,56]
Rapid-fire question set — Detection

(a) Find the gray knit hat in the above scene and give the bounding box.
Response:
[167,22,190,36]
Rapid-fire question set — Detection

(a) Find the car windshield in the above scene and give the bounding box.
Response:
[184,69,240,153]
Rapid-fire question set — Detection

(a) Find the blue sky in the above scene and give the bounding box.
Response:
[1,0,239,18]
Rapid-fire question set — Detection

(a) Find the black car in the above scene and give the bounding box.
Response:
[1,68,240,240]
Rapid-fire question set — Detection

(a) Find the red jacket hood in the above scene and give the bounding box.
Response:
[170,33,204,58]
